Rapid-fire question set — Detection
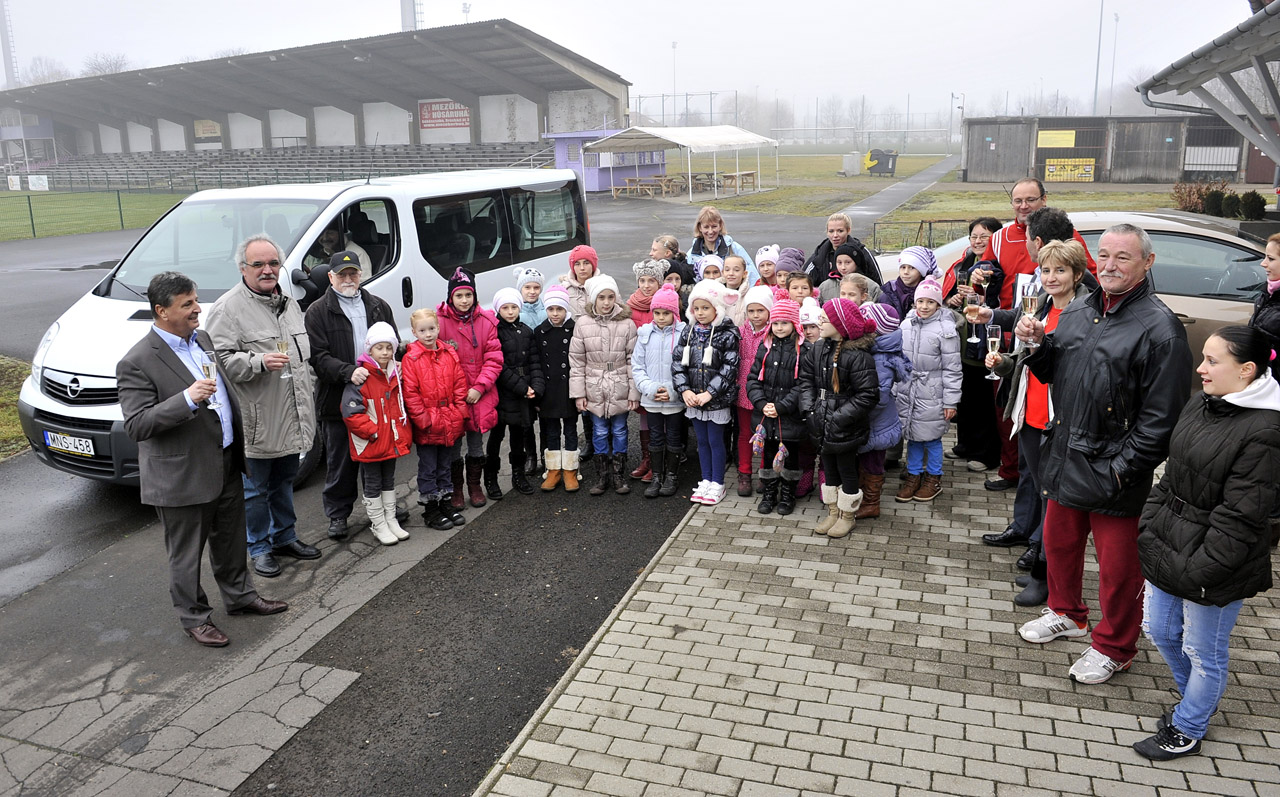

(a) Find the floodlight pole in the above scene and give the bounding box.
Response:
[1108,13,1119,115]
[1092,0,1104,114]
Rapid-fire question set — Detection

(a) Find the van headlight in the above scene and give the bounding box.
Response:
[31,322,59,385]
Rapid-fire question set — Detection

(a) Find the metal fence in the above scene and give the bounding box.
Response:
[870,219,970,252]
[0,190,186,241]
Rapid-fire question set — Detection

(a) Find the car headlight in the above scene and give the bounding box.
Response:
[31,322,59,385]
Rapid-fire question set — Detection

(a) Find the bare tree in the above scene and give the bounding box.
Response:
[211,47,248,58]
[21,56,73,86]
[82,52,132,76]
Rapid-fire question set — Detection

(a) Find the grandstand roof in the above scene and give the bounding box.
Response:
[0,19,630,129]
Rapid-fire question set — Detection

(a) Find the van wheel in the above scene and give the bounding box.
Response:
[294,428,323,487]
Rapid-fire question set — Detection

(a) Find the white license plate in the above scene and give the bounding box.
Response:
[44,430,95,457]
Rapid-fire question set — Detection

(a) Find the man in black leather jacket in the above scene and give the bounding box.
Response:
[1011,223,1192,686]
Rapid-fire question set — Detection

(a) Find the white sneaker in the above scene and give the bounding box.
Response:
[966,460,990,472]
[703,482,726,505]
[691,480,710,503]
[1018,607,1088,643]
[1068,646,1132,684]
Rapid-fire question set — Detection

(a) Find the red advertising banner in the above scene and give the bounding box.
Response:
[419,101,471,130]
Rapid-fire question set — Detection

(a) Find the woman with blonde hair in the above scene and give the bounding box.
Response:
[688,206,759,284]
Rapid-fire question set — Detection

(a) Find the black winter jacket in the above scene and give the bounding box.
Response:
[804,237,882,286]
[1250,289,1280,384]
[1138,393,1280,606]
[747,337,811,441]
[1024,280,1193,516]
[799,335,880,454]
[494,318,545,427]
[534,318,575,419]
[304,287,395,420]
[672,319,740,412]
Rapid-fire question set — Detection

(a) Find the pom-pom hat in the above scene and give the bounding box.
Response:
[798,297,822,326]
[770,298,800,326]
[650,283,681,315]
[825,298,872,340]
[513,267,544,290]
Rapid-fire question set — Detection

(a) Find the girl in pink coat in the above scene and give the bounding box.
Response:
[437,267,504,509]
[734,285,775,497]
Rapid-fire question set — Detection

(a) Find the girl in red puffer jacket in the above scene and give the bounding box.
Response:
[342,322,412,547]
[402,307,469,531]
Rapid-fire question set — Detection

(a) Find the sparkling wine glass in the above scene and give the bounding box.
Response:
[964,292,982,343]
[1020,284,1042,350]
[200,353,224,410]
[985,324,1002,381]
[276,339,293,380]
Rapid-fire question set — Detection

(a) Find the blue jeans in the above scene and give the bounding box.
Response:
[906,438,943,476]
[243,454,300,557]
[591,412,628,456]
[691,418,727,483]
[1143,581,1244,740]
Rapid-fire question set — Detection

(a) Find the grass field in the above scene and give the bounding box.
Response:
[670,153,946,216]
[879,189,1174,224]
[0,356,29,460]
[0,191,184,242]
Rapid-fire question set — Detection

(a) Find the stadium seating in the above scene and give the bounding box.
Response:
[20,143,554,192]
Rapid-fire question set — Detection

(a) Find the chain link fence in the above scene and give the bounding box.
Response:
[0,191,186,242]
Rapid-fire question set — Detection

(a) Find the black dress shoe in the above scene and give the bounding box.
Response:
[185,622,230,647]
[327,517,349,540]
[1016,542,1040,571]
[1014,576,1048,606]
[252,552,281,578]
[981,527,1031,548]
[273,540,321,560]
[984,477,1018,491]
[229,597,289,616]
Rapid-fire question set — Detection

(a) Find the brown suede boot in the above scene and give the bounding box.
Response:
[465,457,487,507]
[913,472,942,502]
[450,459,465,509]
[855,473,884,519]
[895,473,921,502]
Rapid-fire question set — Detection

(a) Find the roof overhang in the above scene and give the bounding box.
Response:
[1137,1,1280,168]
[583,125,778,154]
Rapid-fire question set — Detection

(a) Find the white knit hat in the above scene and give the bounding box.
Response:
[743,284,776,315]
[756,244,780,266]
[491,287,522,317]
[697,254,724,281]
[364,321,398,352]
[584,273,620,309]
[798,297,822,326]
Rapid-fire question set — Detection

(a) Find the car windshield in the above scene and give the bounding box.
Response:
[107,198,327,301]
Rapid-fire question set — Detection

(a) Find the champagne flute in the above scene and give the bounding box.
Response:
[964,292,982,343]
[201,354,224,410]
[276,339,293,380]
[1020,284,1042,350]
[985,324,1002,381]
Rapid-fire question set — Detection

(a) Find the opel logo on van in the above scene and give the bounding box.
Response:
[66,378,82,398]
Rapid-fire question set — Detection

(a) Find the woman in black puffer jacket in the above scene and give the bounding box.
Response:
[800,298,879,540]
[1133,325,1280,762]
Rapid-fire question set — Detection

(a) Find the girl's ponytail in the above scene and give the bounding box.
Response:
[831,339,845,393]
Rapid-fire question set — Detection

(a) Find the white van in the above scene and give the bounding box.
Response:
[18,168,588,485]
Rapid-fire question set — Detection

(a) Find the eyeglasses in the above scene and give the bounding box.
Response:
[1011,195,1046,207]
[969,234,992,243]
[244,259,281,269]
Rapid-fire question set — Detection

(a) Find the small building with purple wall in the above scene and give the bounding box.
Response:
[544,129,666,192]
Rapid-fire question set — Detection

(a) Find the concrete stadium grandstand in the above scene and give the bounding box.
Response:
[0,19,630,190]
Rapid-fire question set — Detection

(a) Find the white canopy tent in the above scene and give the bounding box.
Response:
[583,125,779,202]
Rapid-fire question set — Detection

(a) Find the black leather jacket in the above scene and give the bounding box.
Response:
[1024,279,1192,516]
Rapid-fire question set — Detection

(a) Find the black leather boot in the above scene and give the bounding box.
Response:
[757,478,779,514]
[510,456,535,495]
[484,457,504,501]
[659,447,681,497]
[776,478,798,515]
[644,450,665,498]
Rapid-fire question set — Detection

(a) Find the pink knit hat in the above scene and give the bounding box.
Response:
[770,298,800,326]
[568,244,598,275]
[825,297,871,339]
[914,278,944,306]
[650,283,681,315]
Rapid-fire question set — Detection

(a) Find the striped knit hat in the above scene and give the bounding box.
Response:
[860,302,899,333]
[825,297,871,340]
[770,298,801,326]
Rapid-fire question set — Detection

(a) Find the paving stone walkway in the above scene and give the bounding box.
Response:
[474,450,1280,797]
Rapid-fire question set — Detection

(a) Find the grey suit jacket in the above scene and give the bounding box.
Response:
[117,328,245,507]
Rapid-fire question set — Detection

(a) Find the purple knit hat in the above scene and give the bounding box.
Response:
[860,302,900,333]
[825,297,871,339]
[775,247,806,275]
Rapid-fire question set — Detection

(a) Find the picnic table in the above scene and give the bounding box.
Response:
[721,171,757,192]
[611,175,683,198]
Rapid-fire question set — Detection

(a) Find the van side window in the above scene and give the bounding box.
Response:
[302,199,399,282]
[506,181,587,263]
[413,191,512,276]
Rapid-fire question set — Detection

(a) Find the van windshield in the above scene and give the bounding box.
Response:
[107,198,327,301]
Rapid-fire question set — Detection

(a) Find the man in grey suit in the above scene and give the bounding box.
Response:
[117,271,287,647]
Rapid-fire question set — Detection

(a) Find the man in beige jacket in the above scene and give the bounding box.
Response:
[207,233,321,578]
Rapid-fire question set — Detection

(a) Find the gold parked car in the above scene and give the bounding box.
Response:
[906,211,1268,377]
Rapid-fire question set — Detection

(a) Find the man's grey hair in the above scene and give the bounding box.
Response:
[1103,223,1153,259]
[236,233,285,269]
[148,271,197,318]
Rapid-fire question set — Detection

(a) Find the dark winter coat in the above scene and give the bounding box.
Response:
[805,236,881,286]
[1025,279,1193,517]
[1250,288,1280,384]
[304,287,395,420]
[746,336,811,441]
[494,318,545,427]
[1139,389,1280,606]
[672,319,741,412]
[799,335,880,454]
[862,329,911,453]
[878,278,918,321]
[534,318,576,419]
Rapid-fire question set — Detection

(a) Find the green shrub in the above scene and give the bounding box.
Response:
[1221,192,1241,219]
[1240,191,1267,221]
[1203,190,1225,216]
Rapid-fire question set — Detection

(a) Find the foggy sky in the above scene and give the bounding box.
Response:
[6,0,1258,118]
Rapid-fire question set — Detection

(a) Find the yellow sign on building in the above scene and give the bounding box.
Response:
[1044,158,1095,183]
[1037,130,1076,148]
